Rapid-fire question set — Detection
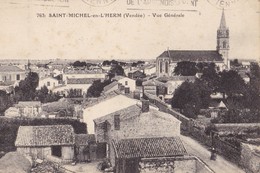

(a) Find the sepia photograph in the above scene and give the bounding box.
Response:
[0,0,259,173]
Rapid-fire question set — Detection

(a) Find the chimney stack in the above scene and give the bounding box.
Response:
[141,99,149,112]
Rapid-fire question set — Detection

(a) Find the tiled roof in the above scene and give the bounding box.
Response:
[103,81,118,93]
[158,76,196,82]
[0,66,24,72]
[16,101,41,108]
[67,78,97,84]
[15,125,75,147]
[158,50,223,62]
[75,134,96,146]
[112,137,187,159]
[94,103,180,125]
[64,69,104,74]
[142,79,167,87]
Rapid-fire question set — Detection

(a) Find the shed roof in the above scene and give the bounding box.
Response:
[15,125,75,147]
[75,134,96,146]
[112,137,187,159]
[103,81,118,93]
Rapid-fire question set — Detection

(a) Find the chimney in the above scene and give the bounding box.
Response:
[141,99,149,112]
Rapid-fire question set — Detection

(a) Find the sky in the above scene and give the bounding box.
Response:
[0,0,259,61]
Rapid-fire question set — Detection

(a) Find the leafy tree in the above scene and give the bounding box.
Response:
[14,72,39,101]
[249,63,260,93]
[87,80,111,97]
[108,64,125,79]
[36,85,48,102]
[102,60,111,66]
[72,61,87,68]
[171,79,211,119]
[0,91,13,115]
[35,86,61,103]
[218,70,246,98]
[110,60,118,65]
[230,59,241,67]
[174,61,197,76]
[200,64,220,92]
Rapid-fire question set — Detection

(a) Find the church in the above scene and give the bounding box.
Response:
[156,10,230,77]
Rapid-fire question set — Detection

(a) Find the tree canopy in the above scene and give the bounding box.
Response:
[171,79,211,119]
[218,70,246,97]
[14,72,39,101]
[87,79,112,98]
[72,61,87,68]
[174,61,197,76]
[108,64,125,79]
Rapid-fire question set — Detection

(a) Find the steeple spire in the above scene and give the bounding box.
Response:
[219,9,227,29]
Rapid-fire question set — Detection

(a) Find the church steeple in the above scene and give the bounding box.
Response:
[217,9,230,69]
[219,9,227,29]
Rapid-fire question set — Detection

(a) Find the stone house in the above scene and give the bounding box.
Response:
[93,100,181,166]
[15,125,75,164]
[142,79,168,101]
[112,137,195,173]
[15,101,42,117]
[0,66,26,84]
[113,76,136,93]
[83,94,138,134]
[128,70,146,80]
[37,76,60,91]
[53,78,96,97]
[0,66,26,92]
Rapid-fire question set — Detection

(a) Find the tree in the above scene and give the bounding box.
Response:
[230,59,241,67]
[0,91,13,115]
[102,60,111,66]
[218,70,246,98]
[36,85,49,102]
[174,61,197,76]
[200,63,220,92]
[87,79,112,98]
[87,80,103,98]
[108,64,125,79]
[171,79,211,119]
[14,72,39,101]
[72,61,87,68]
[249,63,260,93]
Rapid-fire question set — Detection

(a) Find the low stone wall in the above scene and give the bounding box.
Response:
[240,143,260,173]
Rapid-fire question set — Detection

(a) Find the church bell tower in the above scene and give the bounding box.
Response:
[217,9,230,69]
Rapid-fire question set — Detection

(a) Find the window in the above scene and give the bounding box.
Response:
[51,146,62,157]
[223,41,226,48]
[47,81,50,86]
[2,76,7,81]
[16,74,20,80]
[103,121,108,132]
[114,115,120,130]
[125,81,128,86]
